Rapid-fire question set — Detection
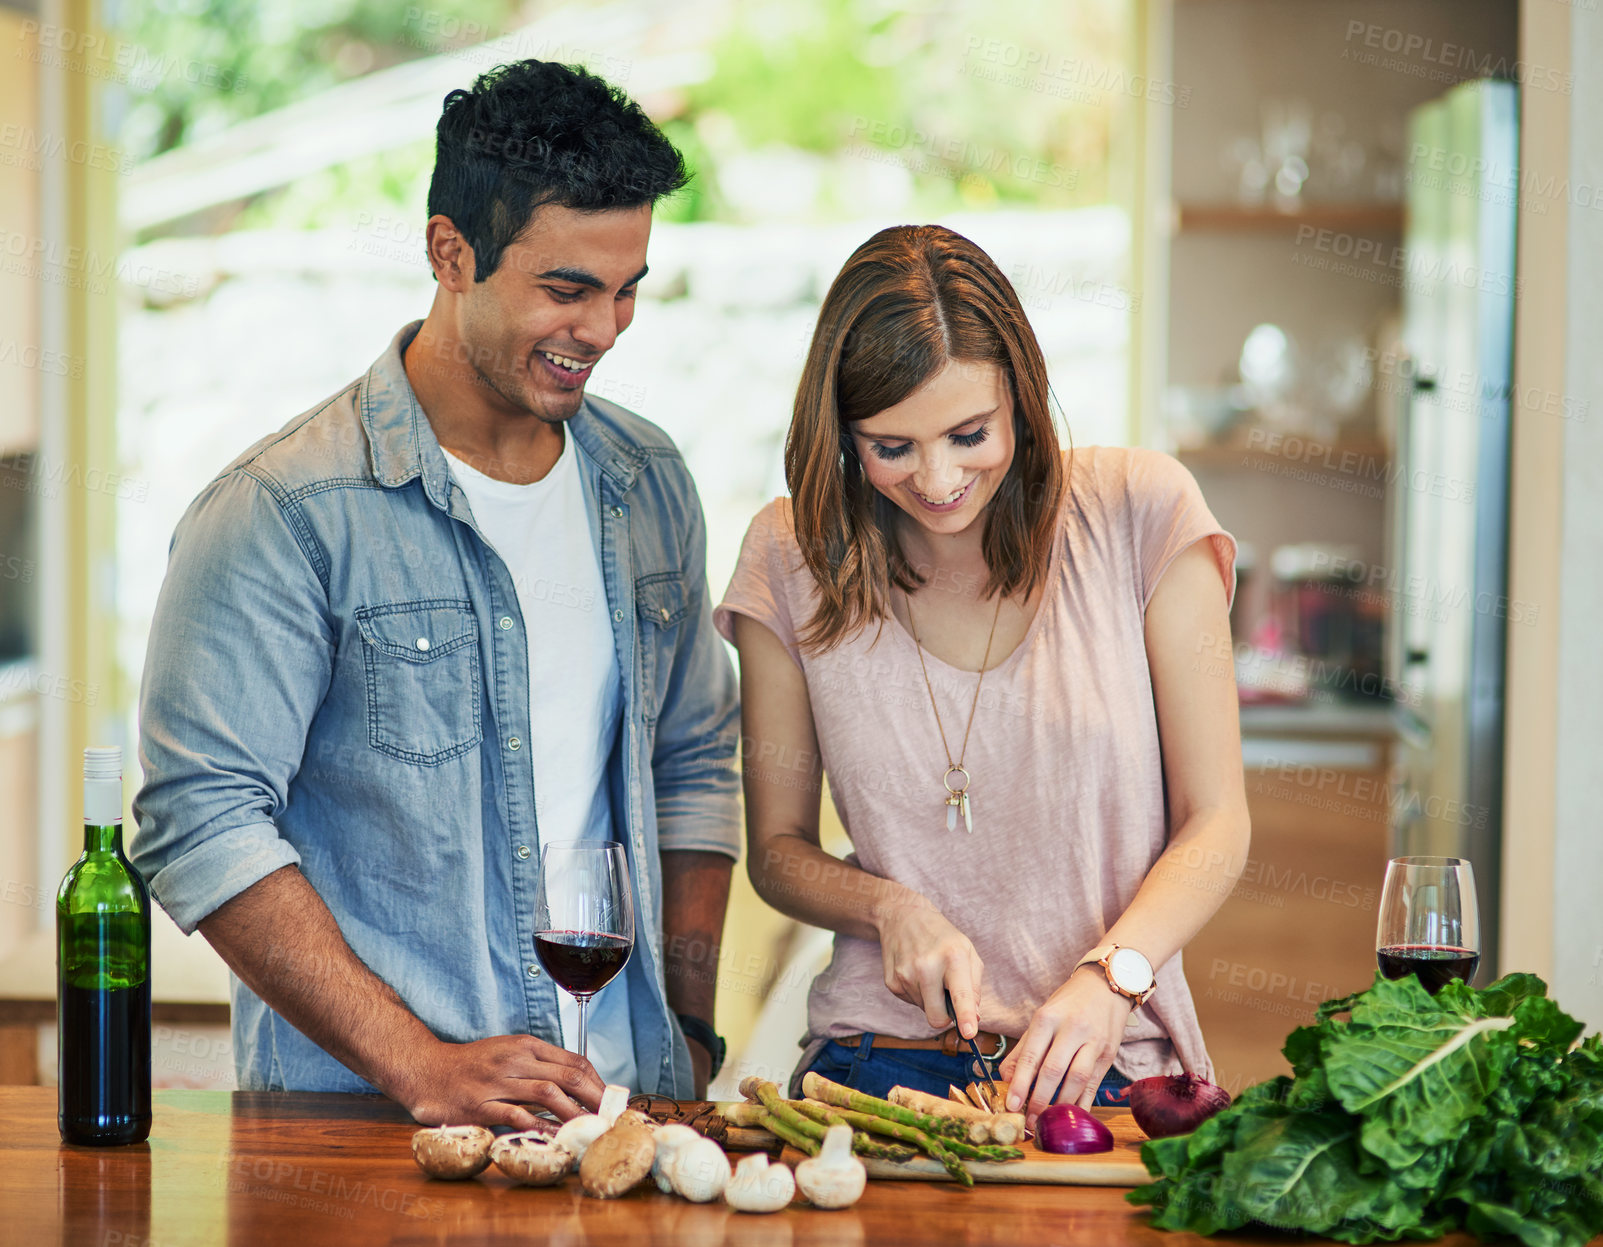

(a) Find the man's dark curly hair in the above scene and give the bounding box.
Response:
[427,59,689,282]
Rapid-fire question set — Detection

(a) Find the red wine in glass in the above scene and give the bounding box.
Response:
[533,842,634,1061]
[1376,857,1480,995]
[534,930,633,998]
[1377,944,1480,994]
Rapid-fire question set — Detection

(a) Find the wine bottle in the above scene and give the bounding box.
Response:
[57,746,151,1146]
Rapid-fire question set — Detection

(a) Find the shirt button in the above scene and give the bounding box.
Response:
[508,736,521,750]
[415,637,430,651]
[609,505,624,518]
[659,607,670,621]
[613,609,625,622]
[527,964,541,978]
[498,616,513,631]
[516,845,530,860]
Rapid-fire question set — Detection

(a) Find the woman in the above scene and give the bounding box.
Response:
[714,225,1249,1124]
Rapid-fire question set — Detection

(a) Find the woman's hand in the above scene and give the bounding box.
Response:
[874,891,985,1037]
[999,966,1134,1124]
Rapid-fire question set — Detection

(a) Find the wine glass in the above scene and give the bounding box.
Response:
[534,843,634,1060]
[1376,856,1480,993]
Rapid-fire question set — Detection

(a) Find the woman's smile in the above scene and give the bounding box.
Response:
[909,476,977,512]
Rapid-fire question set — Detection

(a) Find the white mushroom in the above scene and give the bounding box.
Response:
[652,1123,702,1193]
[552,1083,631,1167]
[411,1125,494,1179]
[490,1131,574,1186]
[794,1124,866,1209]
[723,1152,795,1213]
[670,1135,732,1202]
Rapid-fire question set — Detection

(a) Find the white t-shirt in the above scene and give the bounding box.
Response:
[445,432,637,1090]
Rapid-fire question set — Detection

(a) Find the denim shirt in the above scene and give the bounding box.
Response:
[132,322,740,1097]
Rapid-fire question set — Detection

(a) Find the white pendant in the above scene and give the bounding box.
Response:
[944,791,973,834]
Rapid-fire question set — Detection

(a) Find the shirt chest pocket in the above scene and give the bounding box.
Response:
[354,599,483,765]
[635,572,687,723]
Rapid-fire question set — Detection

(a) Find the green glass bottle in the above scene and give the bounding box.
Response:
[57,746,152,1145]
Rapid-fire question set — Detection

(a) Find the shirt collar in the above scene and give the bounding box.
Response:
[360,321,650,505]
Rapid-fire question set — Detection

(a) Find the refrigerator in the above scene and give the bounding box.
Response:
[1386,79,1518,982]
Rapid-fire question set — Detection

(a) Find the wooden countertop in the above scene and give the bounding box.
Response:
[1,1086,1502,1246]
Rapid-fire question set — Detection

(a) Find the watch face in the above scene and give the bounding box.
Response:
[1108,947,1154,993]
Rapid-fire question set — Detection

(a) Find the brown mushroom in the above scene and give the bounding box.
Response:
[490,1130,574,1186]
[579,1109,657,1198]
[411,1125,494,1179]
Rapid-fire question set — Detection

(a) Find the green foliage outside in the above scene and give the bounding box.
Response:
[116,0,1128,234]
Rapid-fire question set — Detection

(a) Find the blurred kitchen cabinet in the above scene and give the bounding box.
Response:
[1188,751,1391,1094]
[1154,0,1518,643]
[0,695,38,1083]
[0,695,39,963]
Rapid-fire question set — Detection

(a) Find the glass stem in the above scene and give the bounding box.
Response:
[577,997,589,1061]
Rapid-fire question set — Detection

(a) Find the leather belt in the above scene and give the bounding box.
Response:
[836,1029,1011,1058]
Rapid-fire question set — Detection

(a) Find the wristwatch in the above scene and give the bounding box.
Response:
[675,1012,727,1079]
[1074,944,1157,1006]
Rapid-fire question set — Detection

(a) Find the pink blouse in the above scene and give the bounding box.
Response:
[714,447,1237,1080]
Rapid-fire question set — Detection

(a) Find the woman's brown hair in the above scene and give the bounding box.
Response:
[785,224,1066,653]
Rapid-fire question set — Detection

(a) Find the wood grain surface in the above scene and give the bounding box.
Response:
[0,1086,1519,1246]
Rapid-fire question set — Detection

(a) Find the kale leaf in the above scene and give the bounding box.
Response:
[1127,974,1603,1246]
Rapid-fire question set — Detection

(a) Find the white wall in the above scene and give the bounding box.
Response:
[1503,0,1603,1026]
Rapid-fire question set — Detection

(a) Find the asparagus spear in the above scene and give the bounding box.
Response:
[756,1109,820,1156]
[853,1137,918,1164]
[789,1098,973,1185]
[717,1101,771,1129]
[800,1072,969,1140]
[799,1101,1022,1163]
[744,1078,917,1163]
[722,1093,913,1162]
[748,1080,828,1144]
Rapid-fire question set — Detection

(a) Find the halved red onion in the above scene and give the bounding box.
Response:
[1035,1102,1114,1154]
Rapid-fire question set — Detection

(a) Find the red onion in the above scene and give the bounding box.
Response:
[1128,1073,1231,1138]
[1035,1103,1114,1154]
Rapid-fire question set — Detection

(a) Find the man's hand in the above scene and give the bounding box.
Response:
[198,868,608,1125]
[388,1034,605,1129]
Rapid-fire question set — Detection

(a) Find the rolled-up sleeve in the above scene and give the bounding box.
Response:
[132,466,334,933]
[650,481,741,859]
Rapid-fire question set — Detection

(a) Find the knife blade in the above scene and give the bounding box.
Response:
[944,987,1002,1105]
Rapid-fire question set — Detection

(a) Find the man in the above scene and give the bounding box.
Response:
[132,60,739,1129]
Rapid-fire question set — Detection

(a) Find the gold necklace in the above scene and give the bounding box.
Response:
[904,590,1004,835]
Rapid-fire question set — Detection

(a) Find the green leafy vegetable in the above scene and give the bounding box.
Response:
[1128,972,1603,1246]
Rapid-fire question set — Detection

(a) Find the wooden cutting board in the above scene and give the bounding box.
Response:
[799,1109,1152,1187]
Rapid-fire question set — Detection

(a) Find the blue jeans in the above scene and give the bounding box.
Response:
[801,1035,1132,1107]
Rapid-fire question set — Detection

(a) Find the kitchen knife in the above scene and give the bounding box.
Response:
[944,987,1002,1105]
